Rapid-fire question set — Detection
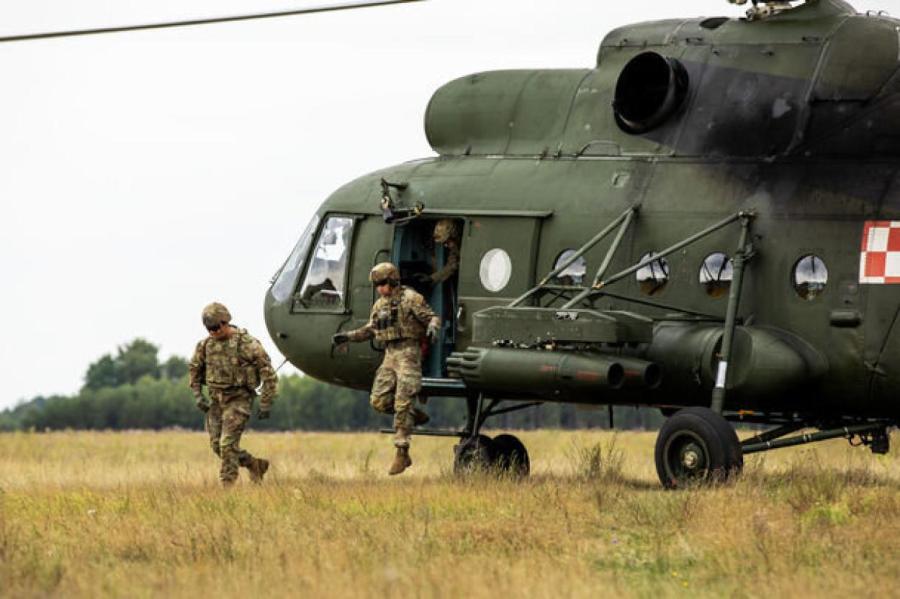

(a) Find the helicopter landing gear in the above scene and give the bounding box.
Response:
[452,433,531,476]
[453,434,496,474]
[740,421,892,455]
[452,394,539,476]
[655,407,743,489]
[492,433,531,476]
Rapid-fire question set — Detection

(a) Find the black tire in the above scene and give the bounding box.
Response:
[655,407,743,489]
[453,435,496,475]
[492,434,530,477]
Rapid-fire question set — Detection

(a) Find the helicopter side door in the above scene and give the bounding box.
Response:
[390,217,462,378]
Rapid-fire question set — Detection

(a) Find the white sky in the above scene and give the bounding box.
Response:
[0,0,896,409]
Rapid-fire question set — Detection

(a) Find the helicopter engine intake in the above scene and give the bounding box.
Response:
[613,51,689,134]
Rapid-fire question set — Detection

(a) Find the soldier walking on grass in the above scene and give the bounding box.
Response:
[189,302,277,487]
[332,262,439,475]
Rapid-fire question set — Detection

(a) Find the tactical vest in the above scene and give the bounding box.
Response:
[372,287,426,343]
[203,329,261,390]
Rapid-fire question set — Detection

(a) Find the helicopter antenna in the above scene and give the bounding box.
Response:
[0,0,426,43]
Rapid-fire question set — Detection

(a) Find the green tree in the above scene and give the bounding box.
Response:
[83,339,162,390]
[161,356,189,380]
[84,354,121,390]
[116,339,160,385]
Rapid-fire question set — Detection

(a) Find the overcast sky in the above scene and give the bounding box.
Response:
[0,0,895,409]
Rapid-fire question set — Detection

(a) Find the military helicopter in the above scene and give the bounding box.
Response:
[264,0,900,487]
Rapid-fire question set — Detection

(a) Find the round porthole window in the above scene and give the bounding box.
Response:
[636,252,669,295]
[480,249,512,292]
[552,249,587,286]
[699,252,733,298]
[793,255,828,300]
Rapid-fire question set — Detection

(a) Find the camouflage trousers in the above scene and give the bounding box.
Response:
[206,388,258,484]
[370,339,422,448]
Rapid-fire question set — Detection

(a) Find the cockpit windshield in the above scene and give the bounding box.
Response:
[297,216,354,309]
[270,214,320,303]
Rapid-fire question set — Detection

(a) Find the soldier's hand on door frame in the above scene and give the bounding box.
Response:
[426,321,440,343]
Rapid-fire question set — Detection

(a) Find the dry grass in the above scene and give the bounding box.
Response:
[1,429,898,598]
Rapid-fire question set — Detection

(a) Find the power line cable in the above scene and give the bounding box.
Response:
[0,0,425,43]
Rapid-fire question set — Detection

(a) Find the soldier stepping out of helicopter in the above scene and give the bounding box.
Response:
[332,262,440,475]
[190,302,278,487]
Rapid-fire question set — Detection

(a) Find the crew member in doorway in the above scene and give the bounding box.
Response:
[332,262,439,475]
[415,218,460,285]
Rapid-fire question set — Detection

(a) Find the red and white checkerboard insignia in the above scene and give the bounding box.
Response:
[860,221,900,284]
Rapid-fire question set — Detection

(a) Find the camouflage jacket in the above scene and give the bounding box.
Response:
[431,240,460,284]
[347,286,439,343]
[189,327,277,409]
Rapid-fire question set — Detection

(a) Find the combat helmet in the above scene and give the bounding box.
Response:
[202,302,232,329]
[433,218,459,244]
[369,262,400,285]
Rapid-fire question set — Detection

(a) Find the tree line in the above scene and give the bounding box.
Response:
[0,339,663,432]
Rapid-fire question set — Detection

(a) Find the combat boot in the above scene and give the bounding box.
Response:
[388,447,412,476]
[412,408,430,427]
[248,458,270,484]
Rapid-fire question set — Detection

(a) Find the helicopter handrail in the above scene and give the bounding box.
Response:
[591,206,637,286]
[541,205,637,287]
[554,211,750,310]
[593,212,751,291]
[508,205,638,308]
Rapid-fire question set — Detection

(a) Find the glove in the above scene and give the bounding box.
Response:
[257,408,270,420]
[195,397,210,413]
[332,333,350,346]
[426,321,440,343]
[413,272,432,284]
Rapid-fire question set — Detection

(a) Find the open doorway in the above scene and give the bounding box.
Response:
[392,217,463,377]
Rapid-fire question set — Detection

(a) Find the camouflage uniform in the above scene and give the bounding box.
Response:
[346,285,439,447]
[189,305,277,485]
[429,219,461,284]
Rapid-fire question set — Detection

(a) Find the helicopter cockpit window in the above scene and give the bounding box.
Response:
[298,216,354,309]
[699,252,733,298]
[636,252,669,295]
[271,214,321,303]
[793,255,828,301]
[552,250,587,286]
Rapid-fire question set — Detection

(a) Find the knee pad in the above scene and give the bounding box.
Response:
[369,395,395,414]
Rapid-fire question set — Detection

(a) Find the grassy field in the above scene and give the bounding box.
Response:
[1,429,898,598]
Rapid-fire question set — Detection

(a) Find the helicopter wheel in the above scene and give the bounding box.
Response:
[492,434,530,477]
[655,407,743,489]
[453,435,497,475]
